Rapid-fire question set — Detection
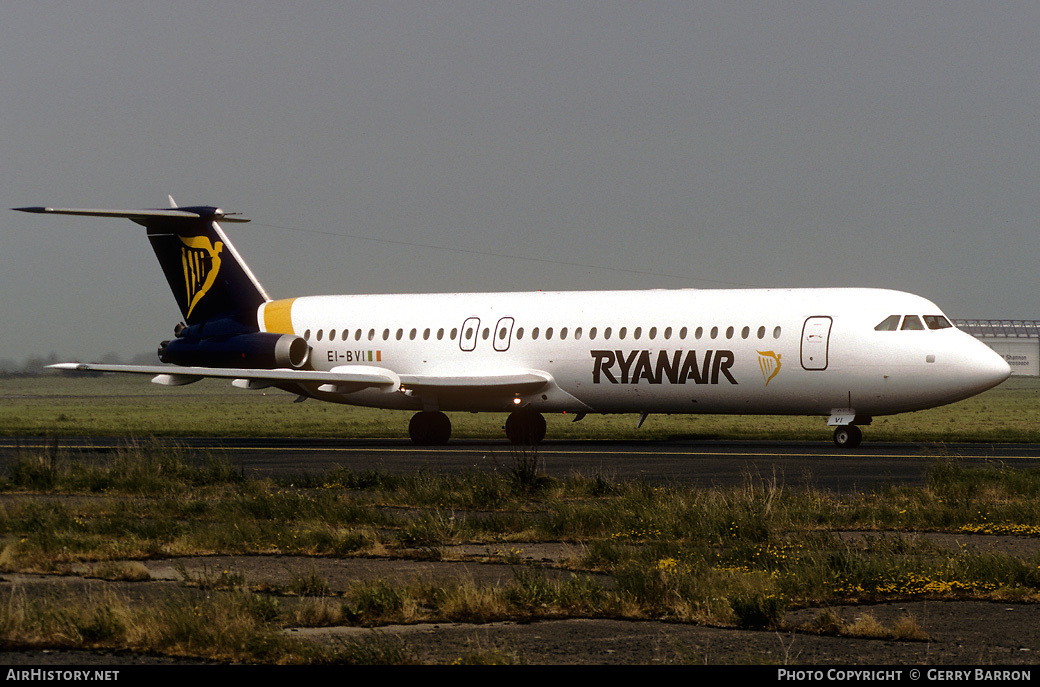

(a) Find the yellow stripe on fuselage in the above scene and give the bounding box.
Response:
[263,298,297,334]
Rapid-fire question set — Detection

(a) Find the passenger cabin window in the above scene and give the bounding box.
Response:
[901,315,925,330]
[874,315,901,331]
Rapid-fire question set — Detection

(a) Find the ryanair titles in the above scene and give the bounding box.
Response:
[591,349,737,385]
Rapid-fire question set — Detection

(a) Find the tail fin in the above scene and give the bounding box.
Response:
[14,203,269,327]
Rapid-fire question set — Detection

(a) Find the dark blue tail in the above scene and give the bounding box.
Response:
[14,203,268,328]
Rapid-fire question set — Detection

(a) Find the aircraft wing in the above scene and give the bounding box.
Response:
[48,362,401,391]
[47,363,555,398]
[398,371,550,393]
[398,370,593,411]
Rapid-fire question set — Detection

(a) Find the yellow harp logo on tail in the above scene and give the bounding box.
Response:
[179,236,224,319]
[757,351,781,386]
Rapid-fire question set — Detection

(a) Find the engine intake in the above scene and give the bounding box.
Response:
[159,332,310,369]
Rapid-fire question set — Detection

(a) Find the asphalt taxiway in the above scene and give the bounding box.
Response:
[3,436,1040,492]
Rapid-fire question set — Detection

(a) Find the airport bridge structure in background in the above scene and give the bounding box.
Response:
[956,320,1040,376]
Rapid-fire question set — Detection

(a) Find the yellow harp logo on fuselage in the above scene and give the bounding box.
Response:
[757,351,781,386]
[179,235,223,319]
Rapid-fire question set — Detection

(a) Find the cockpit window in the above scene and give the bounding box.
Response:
[901,315,925,330]
[924,315,952,330]
[874,315,901,331]
[876,314,951,332]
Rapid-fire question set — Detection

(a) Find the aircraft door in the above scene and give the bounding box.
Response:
[459,317,480,352]
[493,317,515,352]
[801,316,832,370]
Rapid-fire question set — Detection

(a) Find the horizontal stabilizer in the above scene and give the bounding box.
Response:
[12,207,249,222]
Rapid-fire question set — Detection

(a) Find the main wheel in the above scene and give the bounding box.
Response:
[833,425,863,448]
[408,411,452,445]
[505,410,546,445]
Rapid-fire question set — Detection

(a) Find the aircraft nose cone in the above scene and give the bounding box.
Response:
[988,352,1012,384]
[967,340,1011,391]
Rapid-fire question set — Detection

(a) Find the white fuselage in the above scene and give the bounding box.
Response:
[259,287,1011,418]
[24,204,1012,446]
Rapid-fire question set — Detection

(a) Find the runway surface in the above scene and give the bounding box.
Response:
[3,435,1040,492]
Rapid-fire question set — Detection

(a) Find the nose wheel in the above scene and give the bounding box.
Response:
[833,425,863,448]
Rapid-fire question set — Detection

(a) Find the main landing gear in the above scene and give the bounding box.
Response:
[406,409,548,446]
[832,425,863,448]
[504,410,546,445]
[408,411,451,446]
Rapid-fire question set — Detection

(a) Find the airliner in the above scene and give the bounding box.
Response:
[14,202,1011,448]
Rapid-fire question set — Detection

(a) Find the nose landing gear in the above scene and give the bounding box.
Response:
[832,424,863,448]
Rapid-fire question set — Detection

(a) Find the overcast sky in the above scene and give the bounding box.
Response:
[3,2,1039,363]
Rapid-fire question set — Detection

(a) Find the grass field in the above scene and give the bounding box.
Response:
[2,372,1040,443]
